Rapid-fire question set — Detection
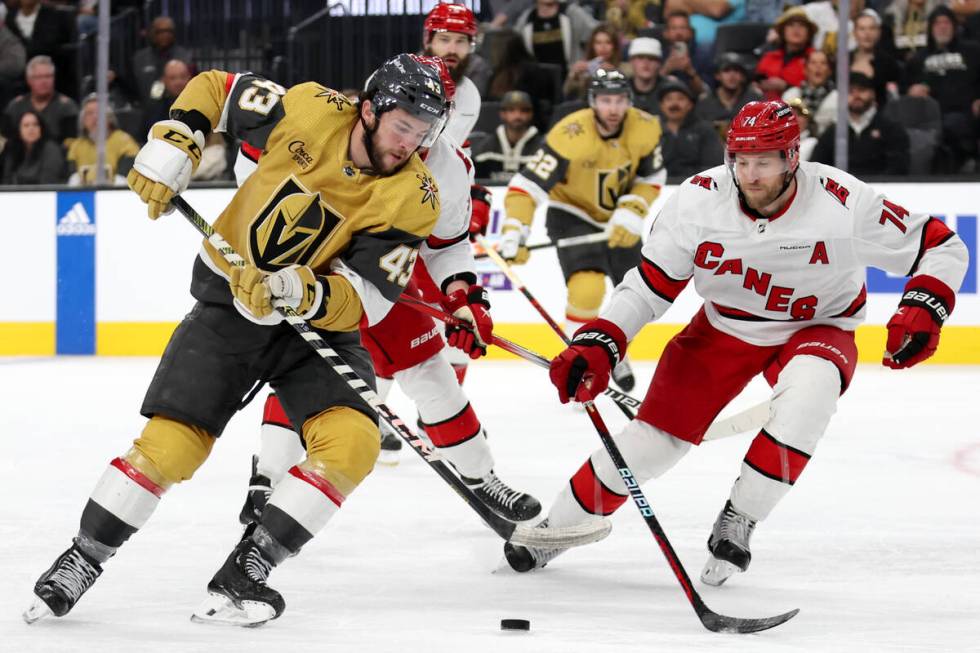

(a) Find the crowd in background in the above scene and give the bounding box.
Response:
[1,0,979,186]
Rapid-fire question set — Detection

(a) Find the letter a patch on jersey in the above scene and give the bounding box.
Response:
[809,241,829,265]
[249,176,343,270]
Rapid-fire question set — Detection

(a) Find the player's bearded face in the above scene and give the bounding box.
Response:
[425,32,472,83]
[732,151,792,209]
[364,108,433,175]
[592,93,630,133]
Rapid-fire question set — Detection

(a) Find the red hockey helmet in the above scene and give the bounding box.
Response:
[726,100,801,171]
[423,3,478,39]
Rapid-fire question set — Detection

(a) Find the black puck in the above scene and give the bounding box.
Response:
[500,618,530,631]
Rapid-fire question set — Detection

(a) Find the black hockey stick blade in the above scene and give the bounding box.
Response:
[697,603,800,634]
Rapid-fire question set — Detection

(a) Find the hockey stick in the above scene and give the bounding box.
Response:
[474,234,636,422]
[473,231,607,260]
[169,195,610,550]
[399,296,767,442]
[577,397,799,633]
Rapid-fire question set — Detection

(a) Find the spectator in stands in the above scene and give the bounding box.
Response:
[564,24,625,100]
[65,94,139,186]
[0,5,26,110]
[755,7,815,100]
[851,9,902,105]
[787,96,818,160]
[667,0,748,76]
[605,0,663,39]
[484,31,558,129]
[0,109,67,184]
[513,0,599,80]
[884,0,938,59]
[658,79,724,179]
[695,51,762,126]
[659,11,707,96]
[811,72,910,175]
[130,16,193,107]
[472,90,543,182]
[782,49,836,136]
[745,0,800,24]
[141,58,192,135]
[6,0,77,98]
[905,5,980,172]
[3,56,78,145]
[626,36,668,114]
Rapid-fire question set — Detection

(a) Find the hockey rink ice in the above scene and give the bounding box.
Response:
[2,356,978,652]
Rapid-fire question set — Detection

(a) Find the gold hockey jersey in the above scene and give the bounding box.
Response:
[504,106,666,228]
[170,70,441,331]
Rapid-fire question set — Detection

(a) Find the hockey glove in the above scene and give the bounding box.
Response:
[230,264,325,325]
[606,207,644,248]
[444,285,494,359]
[469,184,492,241]
[127,120,205,219]
[499,217,530,264]
[883,275,955,369]
[550,319,627,403]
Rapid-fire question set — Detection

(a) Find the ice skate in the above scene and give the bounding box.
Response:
[376,421,403,466]
[191,538,285,627]
[611,356,636,392]
[24,541,103,623]
[503,520,567,572]
[701,500,757,587]
[238,455,272,526]
[462,470,541,522]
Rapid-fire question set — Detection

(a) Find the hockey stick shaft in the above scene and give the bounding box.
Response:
[399,297,767,441]
[577,397,798,633]
[473,231,607,260]
[474,234,637,421]
[169,195,603,549]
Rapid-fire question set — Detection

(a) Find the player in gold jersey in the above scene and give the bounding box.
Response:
[24,54,449,627]
[500,69,666,391]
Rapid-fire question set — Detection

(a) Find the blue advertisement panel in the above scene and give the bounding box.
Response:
[56,191,96,354]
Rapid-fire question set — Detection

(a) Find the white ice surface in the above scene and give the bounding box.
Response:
[2,357,979,653]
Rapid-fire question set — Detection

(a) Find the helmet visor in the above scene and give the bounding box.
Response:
[386,105,448,149]
[725,148,793,186]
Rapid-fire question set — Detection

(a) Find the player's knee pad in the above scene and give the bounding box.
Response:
[767,355,840,453]
[128,416,215,488]
[395,351,469,423]
[302,406,380,498]
[566,270,607,320]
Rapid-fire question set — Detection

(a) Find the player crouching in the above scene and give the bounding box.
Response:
[503,101,968,583]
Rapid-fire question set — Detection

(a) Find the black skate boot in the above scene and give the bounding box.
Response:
[24,541,103,623]
[701,500,757,586]
[503,520,567,572]
[462,470,542,522]
[238,455,272,527]
[192,538,285,627]
[376,421,403,466]
[611,356,636,392]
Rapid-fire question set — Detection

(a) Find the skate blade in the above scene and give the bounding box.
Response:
[700,556,742,587]
[190,592,276,628]
[22,597,53,624]
[375,450,401,467]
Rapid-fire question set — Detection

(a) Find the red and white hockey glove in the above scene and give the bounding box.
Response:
[883,275,955,369]
[444,285,494,359]
[469,184,491,241]
[550,319,627,403]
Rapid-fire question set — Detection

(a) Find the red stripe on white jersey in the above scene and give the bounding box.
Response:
[833,285,867,318]
[110,457,165,498]
[639,257,689,302]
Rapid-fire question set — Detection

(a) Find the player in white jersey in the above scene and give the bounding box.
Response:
[503,100,969,583]
[240,57,541,526]
[422,2,481,148]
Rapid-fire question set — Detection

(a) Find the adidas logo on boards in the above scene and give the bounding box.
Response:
[57,202,96,236]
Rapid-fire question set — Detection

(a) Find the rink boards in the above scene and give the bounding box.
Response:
[1,183,978,362]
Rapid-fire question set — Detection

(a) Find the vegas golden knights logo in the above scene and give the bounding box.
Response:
[248,176,343,270]
[596,161,632,211]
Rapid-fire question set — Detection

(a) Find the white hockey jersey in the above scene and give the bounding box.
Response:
[603,161,969,346]
[417,134,477,292]
[444,75,480,147]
